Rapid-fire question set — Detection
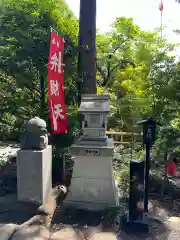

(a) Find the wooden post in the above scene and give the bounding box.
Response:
[121,134,123,144]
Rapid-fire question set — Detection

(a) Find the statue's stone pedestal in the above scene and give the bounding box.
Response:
[64,139,119,210]
[17,145,52,205]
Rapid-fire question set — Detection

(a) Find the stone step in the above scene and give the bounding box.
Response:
[50,226,117,240]
[91,232,117,239]
[50,227,83,240]
[12,226,49,240]
[0,224,17,240]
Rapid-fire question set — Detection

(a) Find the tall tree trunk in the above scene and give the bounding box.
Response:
[78,0,97,95]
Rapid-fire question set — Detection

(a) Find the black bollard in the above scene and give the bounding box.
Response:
[121,118,157,233]
[121,160,148,233]
[129,160,145,222]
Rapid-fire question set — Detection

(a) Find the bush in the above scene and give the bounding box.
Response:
[151,124,180,162]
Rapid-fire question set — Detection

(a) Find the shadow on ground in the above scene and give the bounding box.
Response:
[0,156,65,225]
[148,174,180,217]
[0,194,38,225]
[0,159,39,225]
[0,160,17,197]
[52,207,117,238]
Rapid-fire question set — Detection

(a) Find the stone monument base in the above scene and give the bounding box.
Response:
[64,140,119,210]
[17,145,52,205]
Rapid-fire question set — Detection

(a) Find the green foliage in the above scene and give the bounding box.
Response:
[0,0,79,146]
[97,17,180,134]
[151,123,180,161]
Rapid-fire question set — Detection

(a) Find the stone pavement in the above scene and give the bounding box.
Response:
[0,224,118,239]
[0,191,119,240]
[2,214,180,240]
[0,224,17,240]
[51,207,118,239]
[1,220,180,240]
[1,190,180,239]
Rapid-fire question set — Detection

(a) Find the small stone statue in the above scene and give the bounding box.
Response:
[20,117,48,150]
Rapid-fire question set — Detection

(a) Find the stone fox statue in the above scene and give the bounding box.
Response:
[20,117,48,150]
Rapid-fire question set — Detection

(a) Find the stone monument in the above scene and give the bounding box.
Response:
[20,117,48,150]
[64,95,119,210]
[17,117,52,205]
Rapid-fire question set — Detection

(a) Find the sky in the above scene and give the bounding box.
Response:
[65,0,180,46]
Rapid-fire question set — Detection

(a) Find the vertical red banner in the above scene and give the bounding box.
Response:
[48,30,68,134]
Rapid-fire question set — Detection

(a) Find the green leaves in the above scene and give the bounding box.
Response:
[96,16,180,133]
[0,0,79,140]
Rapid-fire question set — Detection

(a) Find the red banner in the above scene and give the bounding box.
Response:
[48,30,68,134]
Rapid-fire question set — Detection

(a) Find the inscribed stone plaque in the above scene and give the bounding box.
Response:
[89,114,100,127]
[84,149,100,156]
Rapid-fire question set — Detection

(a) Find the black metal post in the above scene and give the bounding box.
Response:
[144,142,150,214]
[129,160,145,222]
[122,117,158,233]
[137,117,157,215]
[123,160,148,233]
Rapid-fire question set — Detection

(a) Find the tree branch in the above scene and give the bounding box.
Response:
[96,61,107,82]
[0,102,36,117]
[112,23,133,55]
[112,38,129,54]
[111,59,136,73]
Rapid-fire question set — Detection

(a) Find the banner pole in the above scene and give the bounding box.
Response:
[50,26,58,35]
[160,8,163,39]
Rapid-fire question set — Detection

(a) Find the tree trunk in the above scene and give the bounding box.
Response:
[78,0,97,95]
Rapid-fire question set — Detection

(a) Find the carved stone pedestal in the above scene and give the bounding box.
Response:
[64,140,119,210]
[64,95,119,210]
[17,145,52,205]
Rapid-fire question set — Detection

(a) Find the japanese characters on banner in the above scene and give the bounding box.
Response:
[48,30,68,134]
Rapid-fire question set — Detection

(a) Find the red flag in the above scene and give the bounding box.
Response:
[48,30,68,134]
[159,0,163,11]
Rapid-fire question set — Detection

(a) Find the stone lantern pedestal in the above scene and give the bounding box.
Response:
[64,95,119,210]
